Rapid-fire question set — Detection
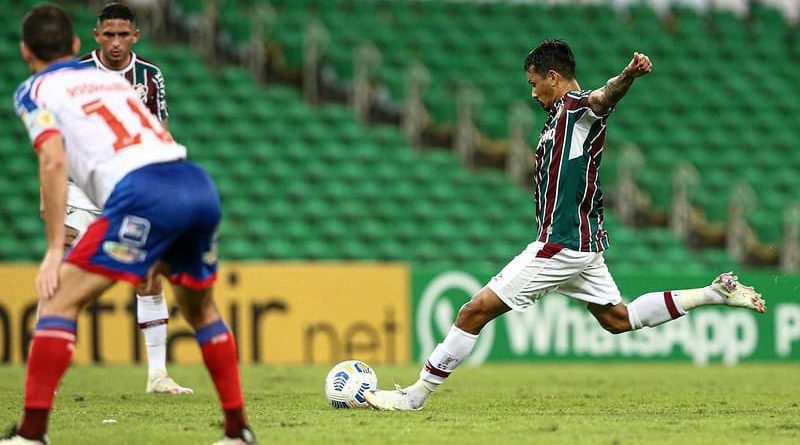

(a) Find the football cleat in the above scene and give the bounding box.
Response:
[712,272,766,313]
[0,427,48,445]
[146,375,194,394]
[211,427,257,445]
[364,384,424,411]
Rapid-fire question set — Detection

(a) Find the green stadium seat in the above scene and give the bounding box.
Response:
[1,1,788,271]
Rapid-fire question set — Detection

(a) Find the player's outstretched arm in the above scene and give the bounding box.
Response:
[36,135,68,299]
[588,52,652,116]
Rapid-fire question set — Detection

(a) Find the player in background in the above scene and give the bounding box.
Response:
[4,5,255,444]
[70,2,190,394]
[365,40,766,411]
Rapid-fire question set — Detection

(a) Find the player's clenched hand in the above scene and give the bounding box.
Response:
[36,248,63,300]
[623,52,652,78]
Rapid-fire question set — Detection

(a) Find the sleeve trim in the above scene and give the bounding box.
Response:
[33,129,62,152]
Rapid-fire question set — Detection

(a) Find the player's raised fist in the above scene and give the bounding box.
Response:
[624,52,653,78]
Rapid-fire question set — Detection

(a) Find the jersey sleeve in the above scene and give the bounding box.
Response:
[565,90,612,121]
[153,68,168,122]
[14,78,62,151]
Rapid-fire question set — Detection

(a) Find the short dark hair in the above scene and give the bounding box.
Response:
[98,2,136,24]
[22,4,75,62]
[524,39,576,79]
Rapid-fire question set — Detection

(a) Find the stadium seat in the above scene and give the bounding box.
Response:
[1,1,789,272]
[205,0,797,245]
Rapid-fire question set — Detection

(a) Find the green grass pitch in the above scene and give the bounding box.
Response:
[1,363,798,444]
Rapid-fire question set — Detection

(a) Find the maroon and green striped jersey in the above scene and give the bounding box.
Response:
[534,90,610,252]
[79,50,168,122]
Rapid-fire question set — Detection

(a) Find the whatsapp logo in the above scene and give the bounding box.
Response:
[416,271,496,365]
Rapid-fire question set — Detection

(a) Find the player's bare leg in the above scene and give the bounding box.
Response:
[32,226,80,322]
[172,285,256,445]
[136,274,193,394]
[3,264,114,444]
[366,272,767,412]
[366,286,510,411]
[590,272,766,334]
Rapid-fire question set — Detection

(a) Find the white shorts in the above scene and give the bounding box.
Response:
[487,241,622,311]
[65,182,102,235]
[65,206,101,234]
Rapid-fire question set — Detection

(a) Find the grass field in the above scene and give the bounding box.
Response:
[0,363,798,444]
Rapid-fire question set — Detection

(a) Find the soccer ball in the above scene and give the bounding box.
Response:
[324,359,378,409]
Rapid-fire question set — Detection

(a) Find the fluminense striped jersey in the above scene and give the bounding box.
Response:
[79,50,168,122]
[534,90,610,252]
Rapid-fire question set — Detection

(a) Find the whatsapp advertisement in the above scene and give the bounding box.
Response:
[413,270,800,365]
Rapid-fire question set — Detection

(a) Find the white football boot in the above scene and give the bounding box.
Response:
[211,427,257,445]
[0,428,48,445]
[712,272,766,313]
[0,436,46,445]
[146,373,194,394]
[365,383,427,411]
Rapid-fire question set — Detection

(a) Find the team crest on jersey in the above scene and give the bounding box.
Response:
[118,216,150,247]
[103,241,147,264]
[35,109,56,129]
[133,83,148,104]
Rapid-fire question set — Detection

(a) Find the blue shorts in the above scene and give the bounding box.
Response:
[65,161,221,289]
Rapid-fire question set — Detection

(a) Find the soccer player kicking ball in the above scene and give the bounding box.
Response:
[67,1,190,395]
[365,39,766,411]
[4,5,256,444]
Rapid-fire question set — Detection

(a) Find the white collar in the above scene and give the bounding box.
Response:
[92,49,137,73]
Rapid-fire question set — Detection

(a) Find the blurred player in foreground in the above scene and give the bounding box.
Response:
[366,39,766,411]
[4,5,255,444]
[70,1,190,395]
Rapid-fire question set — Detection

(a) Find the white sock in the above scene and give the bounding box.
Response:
[672,286,725,311]
[419,326,478,384]
[626,290,685,330]
[137,292,169,379]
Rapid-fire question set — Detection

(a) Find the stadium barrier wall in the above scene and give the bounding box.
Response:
[1,264,798,365]
[0,263,410,365]
[413,270,800,365]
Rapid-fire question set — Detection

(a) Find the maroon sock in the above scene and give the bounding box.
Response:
[224,408,248,438]
[19,409,49,440]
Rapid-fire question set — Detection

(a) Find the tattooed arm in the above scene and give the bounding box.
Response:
[588,52,653,116]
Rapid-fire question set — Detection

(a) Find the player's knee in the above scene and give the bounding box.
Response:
[38,293,81,319]
[455,304,481,335]
[457,300,477,322]
[458,298,488,321]
[455,297,493,332]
